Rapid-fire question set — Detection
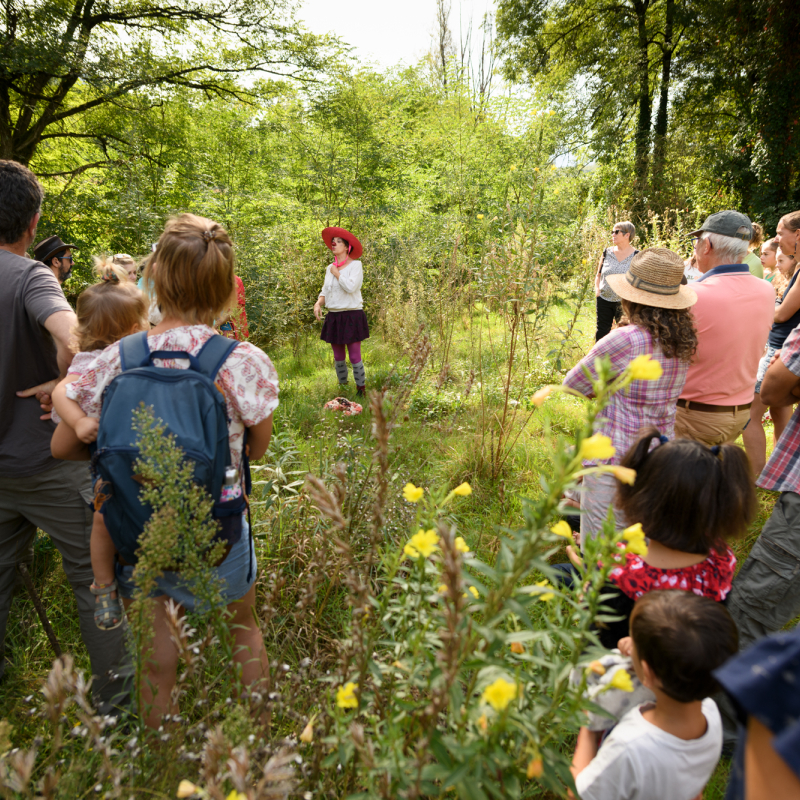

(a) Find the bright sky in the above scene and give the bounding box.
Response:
[298,0,496,69]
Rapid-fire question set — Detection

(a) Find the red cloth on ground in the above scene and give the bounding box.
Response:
[609,546,737,602]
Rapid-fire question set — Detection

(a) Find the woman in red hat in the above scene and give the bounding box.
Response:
[314,227,369,395]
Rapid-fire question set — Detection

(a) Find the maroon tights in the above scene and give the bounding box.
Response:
[331,342,362,362]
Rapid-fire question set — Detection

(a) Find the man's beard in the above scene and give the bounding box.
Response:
[58,264,72,283]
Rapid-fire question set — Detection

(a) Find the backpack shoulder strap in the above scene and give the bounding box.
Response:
[195,335,240,381]
[119,332,151,372]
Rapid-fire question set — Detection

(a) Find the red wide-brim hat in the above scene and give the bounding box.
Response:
[321,227,362,260]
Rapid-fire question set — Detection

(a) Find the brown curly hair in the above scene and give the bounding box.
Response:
[620,300,698,362]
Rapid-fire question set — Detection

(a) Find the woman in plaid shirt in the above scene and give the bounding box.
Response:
[564,248,699,545]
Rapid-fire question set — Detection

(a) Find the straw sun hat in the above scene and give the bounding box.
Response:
[606,247,697,309]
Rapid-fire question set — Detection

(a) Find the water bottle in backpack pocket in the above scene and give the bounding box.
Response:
[92,331,248,566]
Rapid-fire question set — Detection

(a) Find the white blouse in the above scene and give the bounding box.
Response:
[319,260,363,311]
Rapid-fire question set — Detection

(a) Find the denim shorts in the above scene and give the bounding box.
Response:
[115,517,256,612]
[755,345,779,394]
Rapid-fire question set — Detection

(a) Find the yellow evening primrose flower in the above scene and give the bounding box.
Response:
[469,586,479,598]
[177,781,199,799]
[608,465,637,485]
[482,677,518,711]
[510,164,517,171]
[226,792,247,800]
[550,520,573,539]
[579,434,616,461]
[623,523,645,540]
[404,529,439,559]
[608,669,634,693]
[531,385,553,406]
[477,214,484,220]
[623,523,648,555]
[453,482,472,496]
[626,537,649,556]
[535,579,555,602]
[402,483,424,503]
[438,584,448,594]
[628,354,664,381]
[299,720,314,743]
[587,660,606,676]
[527,757,544,779]
[336,682,358,709]
[454,536,470,553]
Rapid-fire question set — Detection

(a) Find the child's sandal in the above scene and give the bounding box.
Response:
[91,582,123,631]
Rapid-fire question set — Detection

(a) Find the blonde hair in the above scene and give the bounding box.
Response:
[144,213,235,325]
[749,222,763,249]
[73,260,148,352]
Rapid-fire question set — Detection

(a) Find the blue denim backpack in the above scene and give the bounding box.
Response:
[92,331,247,565]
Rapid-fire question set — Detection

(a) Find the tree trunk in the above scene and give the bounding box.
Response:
[631,0,653,225]
[651,0,674,211]
[751,0,800,218]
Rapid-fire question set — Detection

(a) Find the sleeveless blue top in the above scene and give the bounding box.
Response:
[769,270,800,348]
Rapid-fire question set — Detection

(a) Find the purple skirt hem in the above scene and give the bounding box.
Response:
[321,310,370,344]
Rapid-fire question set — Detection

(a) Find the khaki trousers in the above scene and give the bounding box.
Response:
[674,405,751,445]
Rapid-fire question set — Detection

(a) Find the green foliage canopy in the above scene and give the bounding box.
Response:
[0,0,329,167]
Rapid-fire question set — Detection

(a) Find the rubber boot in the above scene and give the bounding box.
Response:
[335,360,349,386]
[352,361,366,395]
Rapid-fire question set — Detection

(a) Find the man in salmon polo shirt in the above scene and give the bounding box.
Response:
[675,211,775,445]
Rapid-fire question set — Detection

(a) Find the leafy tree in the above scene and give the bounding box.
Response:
[0,0,329,168]
[674,0,800,225]
[496,0,696,219]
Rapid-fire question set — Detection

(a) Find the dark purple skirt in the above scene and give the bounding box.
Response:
[320,309,370,345]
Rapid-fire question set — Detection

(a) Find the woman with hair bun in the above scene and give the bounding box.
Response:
[53,213,278,727]
[314,227,369,395]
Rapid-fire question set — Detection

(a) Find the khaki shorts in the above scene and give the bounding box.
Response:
[674,405,750,446]
[727,491,800,650]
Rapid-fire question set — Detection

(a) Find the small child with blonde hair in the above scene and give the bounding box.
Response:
[761,238,780,286]
[51,259,149,628]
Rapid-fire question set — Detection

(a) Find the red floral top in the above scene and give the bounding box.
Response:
[609,547,737,602]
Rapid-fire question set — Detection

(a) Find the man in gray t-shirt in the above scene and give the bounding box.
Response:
[0,160,128,710]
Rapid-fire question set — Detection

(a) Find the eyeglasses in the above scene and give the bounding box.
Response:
[691,237,703,248]
[60,255,74,262]
[612,229,624,235]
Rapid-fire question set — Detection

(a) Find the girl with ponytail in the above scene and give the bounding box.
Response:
[564,428,756,648]
[53,214,279,727]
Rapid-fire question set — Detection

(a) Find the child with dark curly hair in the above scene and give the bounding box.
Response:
[563,248,698,544]
[571,591,738,800]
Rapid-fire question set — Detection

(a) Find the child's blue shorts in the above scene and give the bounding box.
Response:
[115,517,256,612]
